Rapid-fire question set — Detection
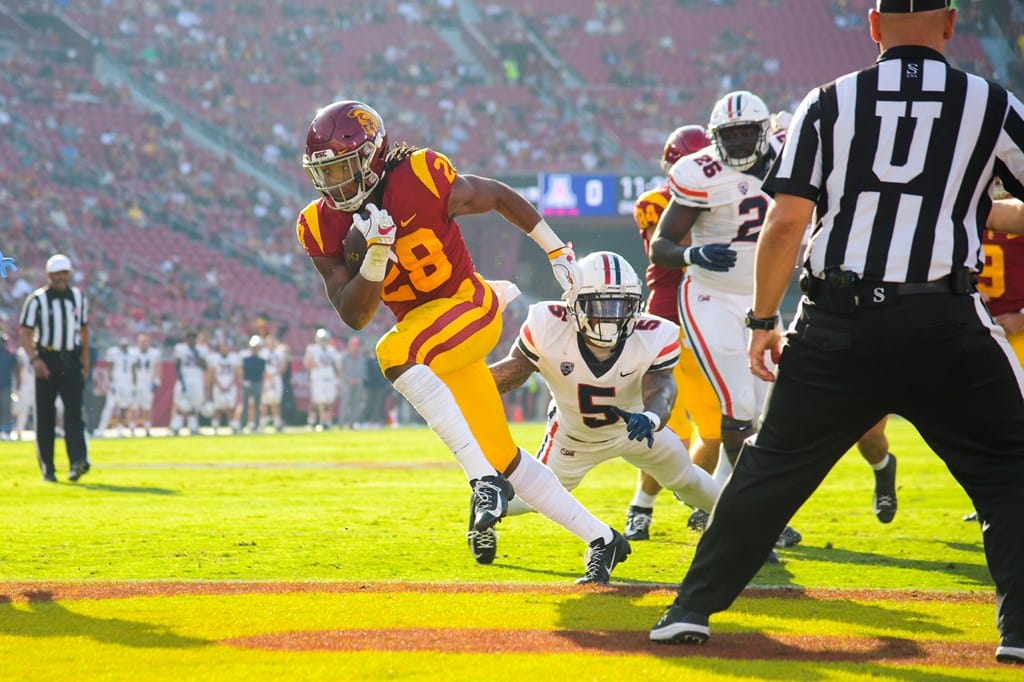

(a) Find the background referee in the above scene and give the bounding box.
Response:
[650,0,1024,665]
[18,253,91,483]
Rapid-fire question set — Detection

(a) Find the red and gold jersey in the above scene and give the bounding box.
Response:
[296,148,477,321]
[979,230,1024,316]
[633,185,685,323]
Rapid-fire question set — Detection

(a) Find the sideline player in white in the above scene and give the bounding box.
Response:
[259,330,287,430]
[304,328,341,431]
[207,340,240,433]
[651,90,803,549]
[96,338,135,437]
[469,251,720,567]
[13,345,35,440]
[171,330,207,435]
[130,333,161,436]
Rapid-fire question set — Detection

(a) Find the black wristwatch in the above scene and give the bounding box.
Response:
[745,308,780,331]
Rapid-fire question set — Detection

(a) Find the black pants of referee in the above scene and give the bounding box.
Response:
[35,352,89,478]
[675,291,1024,642]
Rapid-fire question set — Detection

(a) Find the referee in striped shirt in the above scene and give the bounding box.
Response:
[651,0,1024,665]
[18,253,91,483]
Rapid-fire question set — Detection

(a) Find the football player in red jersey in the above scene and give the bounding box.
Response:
[981,181,1024,366]
[623,125,724,542]
[296,101,631,581]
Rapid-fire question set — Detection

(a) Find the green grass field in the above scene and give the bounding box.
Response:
[0,418,1014,680]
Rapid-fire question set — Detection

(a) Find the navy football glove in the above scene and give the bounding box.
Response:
[683,243,737,272]
[611,406,657,448]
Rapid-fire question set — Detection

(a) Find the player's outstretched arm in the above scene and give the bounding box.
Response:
[988,198,1024,235]
[488,346,537,394]
[450,175,581,300]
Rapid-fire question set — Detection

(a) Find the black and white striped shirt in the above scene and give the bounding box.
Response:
[19,285,89,352]
[765,45,1024,283]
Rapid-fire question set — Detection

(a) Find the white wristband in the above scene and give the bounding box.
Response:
[642,411,661,431]
[358,244,390,282]
[682,247,694,266]
[527,219,565,254]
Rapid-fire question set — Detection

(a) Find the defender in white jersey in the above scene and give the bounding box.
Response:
[652,91,784,473]
[471,252,720,566]
[130,333,161,436]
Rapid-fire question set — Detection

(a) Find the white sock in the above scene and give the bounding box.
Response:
[870,454,891,471]
[506,450,611,544]
[187,415,198,432]
[713,443,734,486]
[630,489,659,508]
[392,365,495,481]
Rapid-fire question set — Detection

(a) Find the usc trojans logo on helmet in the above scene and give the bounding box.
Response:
[349,108,380,136]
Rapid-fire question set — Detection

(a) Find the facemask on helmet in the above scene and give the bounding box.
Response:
[570,252,644,348]
[660,124,711,173]
[708,90,771,172]
[302,101,388,212]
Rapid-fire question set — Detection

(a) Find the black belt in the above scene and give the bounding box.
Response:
[801,271,975,314]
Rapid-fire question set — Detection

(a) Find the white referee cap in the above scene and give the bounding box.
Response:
[45,253,72,273]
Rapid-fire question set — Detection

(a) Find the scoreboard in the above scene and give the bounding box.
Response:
[538,173,663,217]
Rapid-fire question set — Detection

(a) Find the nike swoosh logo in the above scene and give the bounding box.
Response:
[378,223,395,235]
[400,214,417,227]
[619,370,637,377]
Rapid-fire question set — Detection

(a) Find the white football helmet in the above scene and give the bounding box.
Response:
[708,90,771,171]
[570,252,644,348]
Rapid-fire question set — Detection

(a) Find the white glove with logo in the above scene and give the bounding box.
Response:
[351,203,397,250]
[548,243,582,304]
[352,203,397,282]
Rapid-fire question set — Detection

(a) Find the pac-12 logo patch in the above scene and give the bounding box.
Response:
[560,362,574,376]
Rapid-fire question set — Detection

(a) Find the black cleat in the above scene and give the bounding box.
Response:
[650,603,710,644]
[575,529,631,584]
[687,508,709,533]
[469,474,513,532]
[624,505,653,541]
[467,494,497,564]
[873,454,898,523]
[68,461,90,482]
[775,525,802,548]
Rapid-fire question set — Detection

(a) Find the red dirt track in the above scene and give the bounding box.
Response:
[0,581,999,667]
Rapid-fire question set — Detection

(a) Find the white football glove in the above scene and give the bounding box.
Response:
[352,203,397,250]
[547,243,582,304]
[352,203,397,282]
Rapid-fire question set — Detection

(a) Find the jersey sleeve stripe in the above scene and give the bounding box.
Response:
[657,340,681,358]
[298,204,325,254]
[516,337,540,363]
[410,150,441,199]
[650,357,679,372]
[668,176,710,207]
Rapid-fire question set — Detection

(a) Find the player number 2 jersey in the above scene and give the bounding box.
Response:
[516,302,681,443]
[667,131,785,295]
